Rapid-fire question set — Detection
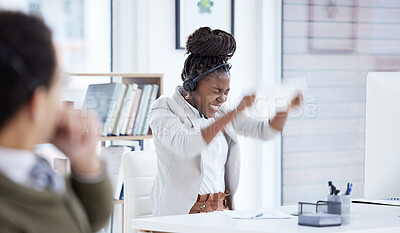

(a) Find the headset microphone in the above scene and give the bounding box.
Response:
[183,62,231,92]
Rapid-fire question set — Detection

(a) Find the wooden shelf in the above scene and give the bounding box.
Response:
[67,72,163,97]
[113,199,124,204]
[67,73,163,95]
[98,135,153,141]
[68,73,163,78]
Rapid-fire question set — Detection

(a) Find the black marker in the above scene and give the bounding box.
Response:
[328,181,337,195]
[345,183,350,195]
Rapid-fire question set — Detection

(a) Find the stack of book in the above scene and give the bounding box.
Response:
[82,82,159,137]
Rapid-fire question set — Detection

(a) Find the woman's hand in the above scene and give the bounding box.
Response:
[51,107,102,175]
[270,93,303,131]
[235,94,256,113]
[287,93,303,111]
[202,94,256,144]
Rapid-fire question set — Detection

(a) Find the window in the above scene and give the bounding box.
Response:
[282,0,400,204]
[0,0,112,108]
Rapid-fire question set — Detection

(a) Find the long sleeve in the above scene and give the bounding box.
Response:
[70,175,113,232]
[149,97,207,160]
[232,111,281,140]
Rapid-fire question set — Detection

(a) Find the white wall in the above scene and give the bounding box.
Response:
[114,0,282,209]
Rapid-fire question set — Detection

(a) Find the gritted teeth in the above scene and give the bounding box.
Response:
[209,104,220,111]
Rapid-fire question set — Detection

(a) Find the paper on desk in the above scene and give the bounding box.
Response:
[217,209,292,219]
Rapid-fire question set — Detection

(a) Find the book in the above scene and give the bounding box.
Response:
[100,146,132,200]
[82,83,124,136]
[113,84,138,136]
[140,84,159,135]
[120,185,124,200]
[124,88,143,135]
[108,84,127,136]
[131,85,152,136]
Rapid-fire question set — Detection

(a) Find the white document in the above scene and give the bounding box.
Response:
[218,209,292,219]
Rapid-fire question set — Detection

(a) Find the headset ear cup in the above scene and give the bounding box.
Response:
[183,79,196,92]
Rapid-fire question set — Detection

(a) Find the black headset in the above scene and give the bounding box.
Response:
[183,62,232,92]
[183,62,231,118]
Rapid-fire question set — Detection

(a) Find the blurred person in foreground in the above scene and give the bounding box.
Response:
[0,10,112,233]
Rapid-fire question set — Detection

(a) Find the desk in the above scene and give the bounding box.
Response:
[132,204,400,233]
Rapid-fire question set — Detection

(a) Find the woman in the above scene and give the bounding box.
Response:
[149,27,301,216]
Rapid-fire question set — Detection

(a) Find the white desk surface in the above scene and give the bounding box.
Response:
[132,204,400,233]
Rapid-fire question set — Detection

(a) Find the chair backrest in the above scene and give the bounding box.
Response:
[122,150,157,233]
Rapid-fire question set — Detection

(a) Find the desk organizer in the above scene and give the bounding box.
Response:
[298,201,341,227]
[327,195,351,224]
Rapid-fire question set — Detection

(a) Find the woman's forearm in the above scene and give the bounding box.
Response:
[201,110,237,144]
[269,112,288,131]
[269,93,302,131]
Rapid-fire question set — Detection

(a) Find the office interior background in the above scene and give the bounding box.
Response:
[1,0,399,210]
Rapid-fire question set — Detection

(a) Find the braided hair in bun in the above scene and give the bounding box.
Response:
[181,27,236,82]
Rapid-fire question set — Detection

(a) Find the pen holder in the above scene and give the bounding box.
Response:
[327,195,351,224]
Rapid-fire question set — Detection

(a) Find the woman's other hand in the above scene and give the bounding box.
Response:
[235,94,256,113]
[270,93,303,131]
[287,93,303,111]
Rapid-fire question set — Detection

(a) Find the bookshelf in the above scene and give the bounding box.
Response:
[98,135,153,141]
[68,73,163,140]
[67,73,163,233]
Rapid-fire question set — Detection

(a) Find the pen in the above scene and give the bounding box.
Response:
[348,183,353,195]
[254,213,263,218]
[345,183,350,195]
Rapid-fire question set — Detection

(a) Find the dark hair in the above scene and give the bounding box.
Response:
[0,10,56,129]
[181,27,236,81]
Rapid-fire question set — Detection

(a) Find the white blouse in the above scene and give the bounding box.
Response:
[182,97,229,195]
